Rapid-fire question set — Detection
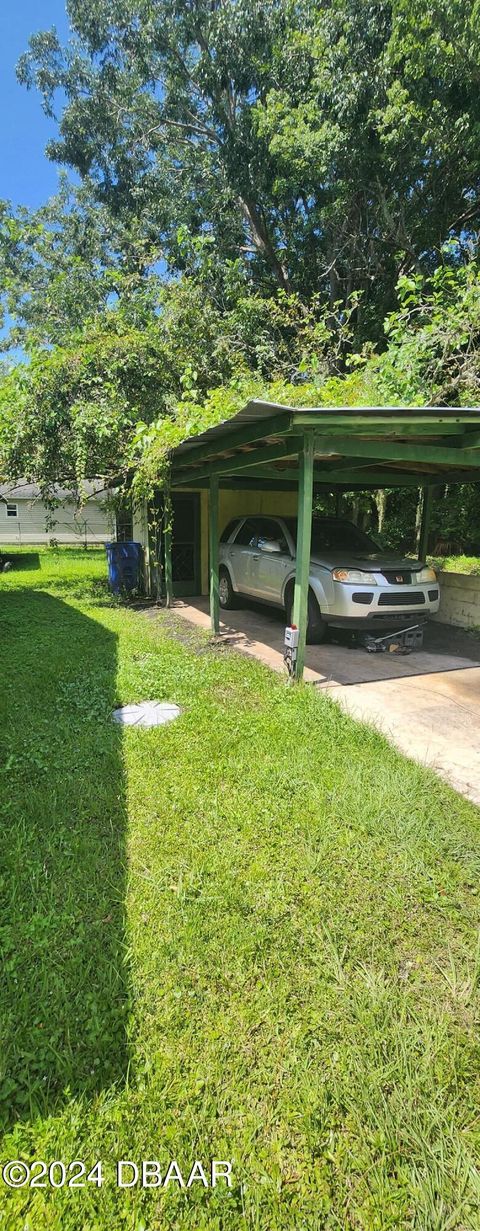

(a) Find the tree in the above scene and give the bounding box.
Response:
[373,259,480,406]
[13,0,480,348]
[0,264,353,493]
[253,0,480,328]
[0,175,168,350]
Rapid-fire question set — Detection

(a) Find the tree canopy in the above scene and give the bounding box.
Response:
[1,0,480,528]
[6,0,480,338]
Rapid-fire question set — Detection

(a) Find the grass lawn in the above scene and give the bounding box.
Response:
[1,546,480,1230]
[430,555,480,575]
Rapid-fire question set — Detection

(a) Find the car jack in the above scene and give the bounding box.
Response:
[359,621,427,654]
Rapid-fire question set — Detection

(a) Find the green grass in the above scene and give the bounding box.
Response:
[1,546,480,1230]
[430,555,480,575]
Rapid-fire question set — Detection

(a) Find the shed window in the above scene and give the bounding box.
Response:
[6,502,18,518]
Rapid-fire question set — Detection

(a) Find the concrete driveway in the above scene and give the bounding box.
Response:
[170,598,480,806]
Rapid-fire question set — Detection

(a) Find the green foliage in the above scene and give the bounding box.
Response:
[374,260,480,406]
[2,254,480,568]
[0,274,360,495]
[430,555,480,575]
[6,0,479,347]
[0,326,165,492]
[2,0,480,560]
[0,186,122,350]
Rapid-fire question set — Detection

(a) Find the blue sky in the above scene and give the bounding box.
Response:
[0,1,71,209]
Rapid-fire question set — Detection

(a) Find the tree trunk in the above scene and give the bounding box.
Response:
[414,488,423,555]
[375,488,388,535]
[238,195,291,292]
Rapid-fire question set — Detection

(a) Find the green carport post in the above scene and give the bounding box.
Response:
[209,474,220,634]
[418,484,433,561]
[163,489,174,608]
[292,432,315,681]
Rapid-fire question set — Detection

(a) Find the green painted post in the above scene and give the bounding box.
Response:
[209,474,220,634]
[163,489,174,608]
[292,433,315,681]
[418,484,433,560]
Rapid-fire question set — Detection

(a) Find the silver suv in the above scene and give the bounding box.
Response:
[219,515,440,643]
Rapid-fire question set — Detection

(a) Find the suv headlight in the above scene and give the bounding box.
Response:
[332,568,378,585]
[416,566,437,583]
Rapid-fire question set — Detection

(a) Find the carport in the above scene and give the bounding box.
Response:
[166,400,480,680]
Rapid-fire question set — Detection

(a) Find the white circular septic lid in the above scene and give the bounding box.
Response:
[112,701,181,727]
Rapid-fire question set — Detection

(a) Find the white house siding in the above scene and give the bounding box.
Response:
[132,501,150,585]
[0,487,115,545]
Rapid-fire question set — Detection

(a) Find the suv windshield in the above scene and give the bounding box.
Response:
[284,517,380,554]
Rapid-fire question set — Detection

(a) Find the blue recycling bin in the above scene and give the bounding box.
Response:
[105,541,144,594]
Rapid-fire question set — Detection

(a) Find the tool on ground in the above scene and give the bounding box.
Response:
[360,621,427,654]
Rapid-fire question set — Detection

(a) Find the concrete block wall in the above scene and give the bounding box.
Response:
[432,571,480,629]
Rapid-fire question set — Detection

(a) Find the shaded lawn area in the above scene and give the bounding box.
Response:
[1,547,480,1230]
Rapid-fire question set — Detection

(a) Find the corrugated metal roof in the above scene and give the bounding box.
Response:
[174,399,289,455]
[174,398,480,456]
[0,481,111,502]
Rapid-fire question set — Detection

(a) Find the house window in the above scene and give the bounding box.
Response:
[6,503,18,518]
[116,509,133,541]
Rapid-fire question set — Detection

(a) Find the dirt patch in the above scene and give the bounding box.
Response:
[139,605,227,657]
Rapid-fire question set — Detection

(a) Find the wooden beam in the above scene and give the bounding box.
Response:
[177,467,480,491]
[315,467,466,485]
[317,457,385,473]
[229,459,397,483]
[209,475,220,634]
[213,466,300,482]
[321,469,480,487]
[297,422,466,437]
[172,411,294,468]
[294,411,477,427]
[170,420,466,477]
[293,434,315,682]
[315,470,433,487]
[171,438,303,486]
[313,436,480,468]
[221,468,423,487]
[458,429,480,449]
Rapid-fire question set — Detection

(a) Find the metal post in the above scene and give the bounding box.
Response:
[209,475,220,634]
[293,433,315,681]
[418,485,433,560]
[164,489,174,608]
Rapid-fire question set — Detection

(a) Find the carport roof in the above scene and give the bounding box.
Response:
[170,399,480,489]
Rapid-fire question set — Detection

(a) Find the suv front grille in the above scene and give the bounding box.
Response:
[382,570,413,585]
[378,591,425,606]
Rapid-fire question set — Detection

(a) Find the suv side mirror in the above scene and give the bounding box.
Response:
[258,538,282,554]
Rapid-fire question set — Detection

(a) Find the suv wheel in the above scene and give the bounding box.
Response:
[219,566,237,609]
[284,584,327,645]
